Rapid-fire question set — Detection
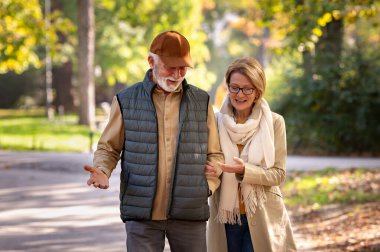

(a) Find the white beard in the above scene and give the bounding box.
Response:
[153,67,184,92]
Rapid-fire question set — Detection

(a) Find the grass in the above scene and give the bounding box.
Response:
[282,167,380,207]
[0,109,101,152]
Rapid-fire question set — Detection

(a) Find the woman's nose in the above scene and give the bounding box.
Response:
[237,89,245,97]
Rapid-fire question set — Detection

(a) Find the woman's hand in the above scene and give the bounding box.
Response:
[205,160,218,177]
[218,157,245,175]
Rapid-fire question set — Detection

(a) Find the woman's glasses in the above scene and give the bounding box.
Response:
[228,85,255,95]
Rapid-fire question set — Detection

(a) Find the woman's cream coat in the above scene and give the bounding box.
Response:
[207,112,297,252]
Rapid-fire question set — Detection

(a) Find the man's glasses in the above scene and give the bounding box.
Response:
[228,85,255,95]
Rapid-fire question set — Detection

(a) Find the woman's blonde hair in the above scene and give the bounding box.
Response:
[225,57,266,100]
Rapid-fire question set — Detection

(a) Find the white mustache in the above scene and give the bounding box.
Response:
[167,77,183,82]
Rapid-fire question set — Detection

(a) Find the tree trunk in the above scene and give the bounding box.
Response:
[45,0,54,120]
[257,26,269,68]
[52,0,75,113]
[77,0,95,129]
[302,50,313,84]
[314,18,344,152]
[315,18,343,80]
[53,61,75,112]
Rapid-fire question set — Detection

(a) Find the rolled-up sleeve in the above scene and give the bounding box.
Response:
[206,101,224,193]
[93,96,124,177]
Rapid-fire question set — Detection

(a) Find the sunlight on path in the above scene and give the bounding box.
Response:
[0,169,124,251]
[0,168,170,251]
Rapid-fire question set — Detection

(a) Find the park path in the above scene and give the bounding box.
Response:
[0,150,379,251]
[1,151,379,172]
[0,151,126,252]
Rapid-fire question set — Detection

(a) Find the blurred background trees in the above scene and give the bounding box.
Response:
[0,0,379,155]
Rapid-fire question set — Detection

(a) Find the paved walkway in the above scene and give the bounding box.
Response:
[286,155,380,170]
[0,151,379,251]
[1,151,379,172]
[0,152,125,252]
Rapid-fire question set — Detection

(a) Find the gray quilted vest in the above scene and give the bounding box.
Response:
[116,71,210,222]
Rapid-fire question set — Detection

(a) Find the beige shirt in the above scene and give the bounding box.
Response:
[94,83,224,220]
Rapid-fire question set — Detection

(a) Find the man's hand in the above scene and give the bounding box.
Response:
[218,157,245,175]
[84,165,109,189]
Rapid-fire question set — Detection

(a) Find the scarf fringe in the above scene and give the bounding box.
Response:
[216,207,242,225]
[244,185,267,218]
[215,185,267,224]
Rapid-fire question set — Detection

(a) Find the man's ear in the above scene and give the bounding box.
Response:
[148,55,155,69]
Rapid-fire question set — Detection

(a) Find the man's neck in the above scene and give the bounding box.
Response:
[155,84,171,95]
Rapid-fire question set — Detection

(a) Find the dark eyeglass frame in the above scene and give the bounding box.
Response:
[228,85,255,95]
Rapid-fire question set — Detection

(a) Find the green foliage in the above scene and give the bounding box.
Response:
[0,109,100,152]
[95,0,215,90]
[282,168,380,207]
[0,0,76,74]
[265,52,303,104]
[0,0,44,73]
[2,0,379,156]
[260,1,380,155]
[203,0,379,155]
[258,0,377,51]
[274,23,380,154]
[46,9,77,64]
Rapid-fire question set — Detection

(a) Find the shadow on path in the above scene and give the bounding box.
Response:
[1,150,379,251]
[0,168,126,252]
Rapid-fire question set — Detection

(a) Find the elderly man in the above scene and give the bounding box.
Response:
[84,31,223,252]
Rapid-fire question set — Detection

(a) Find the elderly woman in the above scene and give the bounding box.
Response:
[207,57,297,252]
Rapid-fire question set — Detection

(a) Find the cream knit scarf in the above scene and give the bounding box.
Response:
[216,95,275,224]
